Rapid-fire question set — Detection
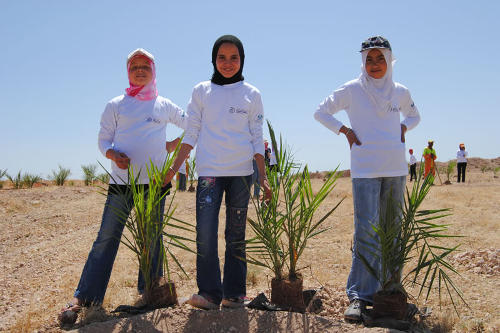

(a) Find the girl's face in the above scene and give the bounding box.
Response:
[216,42,241,78]
[128,57,153,86]
[365,49,387,79]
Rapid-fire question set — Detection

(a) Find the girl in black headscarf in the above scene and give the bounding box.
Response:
[164,35,271,310]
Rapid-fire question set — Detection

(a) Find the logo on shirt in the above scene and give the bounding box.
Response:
[410,102,415,109]
[229,107,248,114]
[254,114,264,124]
[390,106,401,112]
[147,117,162,124]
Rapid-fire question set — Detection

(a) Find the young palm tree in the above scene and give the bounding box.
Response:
[245,121,343,281]
[357,165,467,313]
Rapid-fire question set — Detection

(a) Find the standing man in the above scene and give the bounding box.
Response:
[423,140,436,179]
[408,149,417,181]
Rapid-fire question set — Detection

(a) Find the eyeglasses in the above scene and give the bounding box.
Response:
[360,36,392,51]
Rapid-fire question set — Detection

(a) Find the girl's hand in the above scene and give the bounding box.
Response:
[162,168,176,187]
[113,152,130,170]
[401,124,407,143]
[341,126,361,149]
[260,176,272,204]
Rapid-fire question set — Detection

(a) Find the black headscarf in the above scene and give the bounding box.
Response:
[211,35,245,85]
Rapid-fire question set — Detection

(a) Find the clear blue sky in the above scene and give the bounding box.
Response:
[1,0,499,179]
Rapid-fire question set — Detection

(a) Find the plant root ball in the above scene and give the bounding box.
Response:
[58,310,78,325]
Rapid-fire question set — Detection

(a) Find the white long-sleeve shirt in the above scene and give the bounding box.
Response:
[98,95,188,184]
[182,81,265,177]
[409,154,417,165]
[456,149,468,163]
[314,79,420,178]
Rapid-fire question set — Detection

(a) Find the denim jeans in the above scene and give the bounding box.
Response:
[251,159,260,197]
[74,184,168,303]
[195,175,251,304]
[346,176,406,303]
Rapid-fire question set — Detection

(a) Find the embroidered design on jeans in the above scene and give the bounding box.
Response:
[199,177,216,206]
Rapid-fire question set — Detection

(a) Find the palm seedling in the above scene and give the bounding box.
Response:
[245,120,344,282]
[187,155,197,192]
[0,169,7,189]
[445,160,457,182]
[7,171,24,189]
[357,164,467,315]
[50,165,71,186]
[23,173,42,188]
[97,144,196,303]
[82,163,98,186]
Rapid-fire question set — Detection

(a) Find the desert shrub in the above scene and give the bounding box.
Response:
[0,169,6,189]
[81,163,97,186]
[49,164,71,186]
[96,172,110,184]
[480,165,488,173]
[23,173,42,188]
[446,160,457,181]
[7,171,24,189]
[493,166,500,178]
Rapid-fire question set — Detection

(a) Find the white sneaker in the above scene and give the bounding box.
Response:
[187,294,220,310]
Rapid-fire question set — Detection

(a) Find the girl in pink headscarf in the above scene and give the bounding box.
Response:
[59,48,188,325]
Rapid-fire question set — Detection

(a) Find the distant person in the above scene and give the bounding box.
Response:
[264,139,271,169]
[409,149,417,181]
[423,140,437,179]
[178,159,187,191]
[456,143,468,183]
[162,35,271,310]
[314,36,420,321]
[59,48,188,324]
[269,148,278,172]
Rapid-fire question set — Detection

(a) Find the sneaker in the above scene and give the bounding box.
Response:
[187,294,220,310]
[222,296,250,308]
[344,299,366,321]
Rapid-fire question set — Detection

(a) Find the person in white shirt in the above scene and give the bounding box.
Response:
[409,149,417,181]
[456,143,468,182]
[60,48,187,324]
[163,35,271,310]
[314,36,420,321]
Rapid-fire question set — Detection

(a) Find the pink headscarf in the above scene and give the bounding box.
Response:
[125,49,158,101]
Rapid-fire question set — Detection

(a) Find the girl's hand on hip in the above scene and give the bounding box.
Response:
[401,124,407,143]
[342,127,361,149]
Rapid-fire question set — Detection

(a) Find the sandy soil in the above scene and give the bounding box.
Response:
[1,158,499,332]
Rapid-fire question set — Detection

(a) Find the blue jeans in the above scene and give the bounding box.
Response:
[195,175,251,304]
[251,159,260,197]
[74,184,168,303]
[346,176,406,303]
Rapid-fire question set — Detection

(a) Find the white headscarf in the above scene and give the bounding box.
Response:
[359,48,397,118]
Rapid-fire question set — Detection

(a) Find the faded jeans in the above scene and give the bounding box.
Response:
[251,159,260,197]
[195,175,251,304]
[74,184,169,303]
[346,176,406,303]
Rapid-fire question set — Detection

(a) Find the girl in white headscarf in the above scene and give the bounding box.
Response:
[314,36,421,321]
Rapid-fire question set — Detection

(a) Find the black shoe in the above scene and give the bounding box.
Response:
[344,299,366,321]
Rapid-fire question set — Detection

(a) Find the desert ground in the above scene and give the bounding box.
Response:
[0,157,499,332]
